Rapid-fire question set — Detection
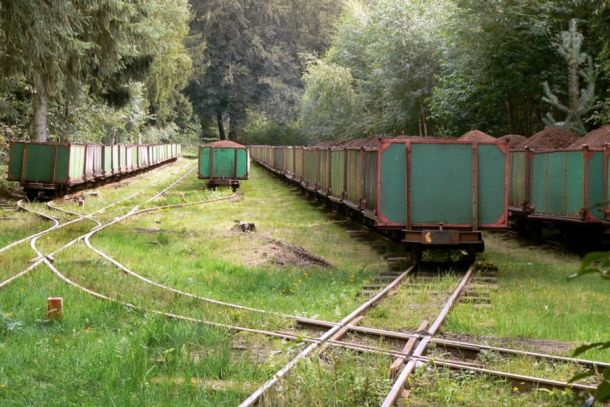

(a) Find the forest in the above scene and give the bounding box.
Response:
[0,0,609,155]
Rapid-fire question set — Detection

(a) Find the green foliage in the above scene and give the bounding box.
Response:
[241,110,306,146]
[187,0,344,141]
[298,57,363,141]
[0,0,193,144]
[298,0,451,141]
[144,0,193,128]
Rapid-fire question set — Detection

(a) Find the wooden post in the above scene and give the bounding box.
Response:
[47,297,63,320]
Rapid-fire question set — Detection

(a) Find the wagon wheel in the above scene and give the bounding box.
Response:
[463,249,476,265]
[410,248,422,264]
[24,189,38,202]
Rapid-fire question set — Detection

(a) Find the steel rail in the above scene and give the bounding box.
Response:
[0,193,140,290]
[413,355,597,391]
[0,201,60,254]
[81,195,280,316]
[296,319,610,370]
[42,257,601,395]
[237,264,417,407]
[0,162,193,289]
[381,264,475,407]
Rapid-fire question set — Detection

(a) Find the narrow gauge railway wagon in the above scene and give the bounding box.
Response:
[198,141,250,191]
[8,141,180,200]
[508,146,610,242]
[250,139,509,257]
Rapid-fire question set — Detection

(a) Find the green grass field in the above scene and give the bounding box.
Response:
[0,158,608,406]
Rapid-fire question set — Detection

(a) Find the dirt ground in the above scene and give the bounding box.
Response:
[458,130,497,142]
[568,125,610,149]
[499,134,527,148]
[517,127,577,149]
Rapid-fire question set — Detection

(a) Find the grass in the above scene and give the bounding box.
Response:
[0,158,398,406]
[0,209,47,248]
[1,157,609,405]
[408,367,574,406]
[88,164,395,320]
[365,272,462,331]
[0,270,290,406]
[445,232,610,361]
[261,349,393,406]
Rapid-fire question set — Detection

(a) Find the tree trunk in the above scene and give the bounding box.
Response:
[32,70,48,142]
[217,111,226,140]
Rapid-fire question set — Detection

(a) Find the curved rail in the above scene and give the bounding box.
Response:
[0,162,193,289]
[0,193,139,290]
[0,201,60,254]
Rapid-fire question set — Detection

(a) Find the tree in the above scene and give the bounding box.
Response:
[298,57,363,141]
[543,19,597,135]
[144,0,193,128]
[0,1,161,142]
[299,0,449,139]
[186,0,344,141]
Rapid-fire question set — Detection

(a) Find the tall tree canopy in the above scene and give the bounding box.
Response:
[186,0,344,141]
[297,0,610,142]
[0,0,192,142]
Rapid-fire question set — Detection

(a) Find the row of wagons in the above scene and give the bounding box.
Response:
[8,141,181,199]
[509,145,610,238]
[250,139,509,255]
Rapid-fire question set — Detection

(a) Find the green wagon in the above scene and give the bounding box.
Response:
[529,147,606,223]
[8,141,87,198]
[198,142,249,191]
[376,139,509,253]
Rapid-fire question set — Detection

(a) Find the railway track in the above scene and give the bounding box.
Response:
[2,160,607,405]
[238,261,606,406]
[0,162,193,289]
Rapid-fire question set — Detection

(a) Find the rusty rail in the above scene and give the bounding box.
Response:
[381,264,475,406]
[237,264,417,407]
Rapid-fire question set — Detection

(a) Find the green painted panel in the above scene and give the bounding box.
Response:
[295,148,304,179]
[120,145,127,171]
[606,155,610,207]
[587,152,604,220]
[8,143,24,180]
[380,143,406,224]
[565,152,584,216]
[24,144,55,183]
[331,150,345,197]
[478,144,506,225]
[530,154,547,214]
[546,152,567,215]
[509,151,527,208]
[236,149,248,178]
[411,144,472,225]
[287,147,294,175]
[103,146,112,173]
[199,147,249,179]
[312,150,319,184]
[54,146,69,183]
[69,145,85,181]
[364,151,378,212]
[319,150,331,190]
[198,148,211,178]
[346,150,362,203]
